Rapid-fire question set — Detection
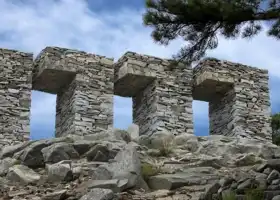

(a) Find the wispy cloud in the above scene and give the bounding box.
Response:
[0,0,279,138]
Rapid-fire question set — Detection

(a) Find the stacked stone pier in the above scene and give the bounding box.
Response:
[0,46,273,149]
[193,58,272,141]
[114,52,194,136]
[32,47,114,137]
[0,48,33,148]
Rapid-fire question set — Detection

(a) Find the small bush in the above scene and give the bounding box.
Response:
[244,188,264,200]
[141,162,160,181]
[158,138,174,157]
[222,191,237,200]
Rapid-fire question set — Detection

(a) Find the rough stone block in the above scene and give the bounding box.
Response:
[193,70,234,102]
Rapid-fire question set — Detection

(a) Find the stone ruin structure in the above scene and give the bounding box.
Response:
[0,46,272,149]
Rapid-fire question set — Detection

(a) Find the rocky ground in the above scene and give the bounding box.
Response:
[1,128,280,200]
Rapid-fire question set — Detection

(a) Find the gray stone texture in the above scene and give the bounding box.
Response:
[193,58,272,140]
[0,48,33,149]
[0,46,273,148]
[32,47,114,137]
[114,52,194,136]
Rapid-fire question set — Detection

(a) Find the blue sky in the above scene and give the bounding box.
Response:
[0,0,280,139]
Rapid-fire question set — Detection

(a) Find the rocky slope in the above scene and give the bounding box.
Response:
[1,128,280,200]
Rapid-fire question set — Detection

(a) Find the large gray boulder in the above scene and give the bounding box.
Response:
[17,140,50,168]
[90,142,146,191]
[127,124,139,141]
[85,144,110,162]
[42,143,79,164]
[86,179,128,192]
[0,141,33,159]
[79,188,115,200]
[0,157,17,176]
[46,160,73,182]
[6,164,41,185]
[148,167,220,190]
[139,131,174,149]
[108,142,142,189]
[42,189,67,200]
[113,129,131,143]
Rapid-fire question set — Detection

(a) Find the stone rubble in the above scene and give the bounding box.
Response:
[0,128,279,200]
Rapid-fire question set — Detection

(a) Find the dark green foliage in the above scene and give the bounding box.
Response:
[244,187,264,200]
[222,191,237,200]
[143,0,280,64]
[272,113,280,145]
[141,162,160,181]
[222,188,264,200]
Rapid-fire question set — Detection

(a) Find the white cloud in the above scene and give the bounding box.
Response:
[0,0,279,137]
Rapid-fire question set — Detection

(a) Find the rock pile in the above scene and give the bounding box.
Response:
[1,128,280,200]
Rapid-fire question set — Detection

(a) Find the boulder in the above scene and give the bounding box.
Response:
[203,182,221,200]
[90,142,145,191]
[273,195,280,200]
[148,167,219,190]
[0,157,17,176]
[267,170,280,183]
[127,124,139,141]
[42,189,67,200]
[42,143,79,164]
[79,188,115,200]
[73,140,95,156]
[86,179,128,192]
[17,140,50,168]
[149,131,175,149]
[267,159,280,171]
[113,129,131,143]
[85,144,110,162]
[0,141,33,159]
[109,142,142,189]
[6,164,40,185]
[46,160,73,182]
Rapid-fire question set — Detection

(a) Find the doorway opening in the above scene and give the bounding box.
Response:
[192,100,209,136]
[113,95,133,130]
[30,91,56,140]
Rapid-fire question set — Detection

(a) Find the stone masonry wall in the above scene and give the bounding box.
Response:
[0,48,33,149]
[193,58,272,141]
[0,46,273,148]
[114,52,194,136]
[209,88,235,136]
[33,47,114,137]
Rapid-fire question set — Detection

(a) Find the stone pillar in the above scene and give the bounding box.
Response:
[33,47,114,137]
[193,58,272,141]
[114,52,193,136]
[0,48,33,148]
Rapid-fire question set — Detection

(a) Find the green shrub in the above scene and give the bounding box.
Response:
[141,162,160,181]
[244,188,264,200]
[272,113,280,145]
[222,191,237,200]
[158,138,174,157]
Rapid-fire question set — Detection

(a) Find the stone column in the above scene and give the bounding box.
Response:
[114,52,193,136]
[193,58,272,141]
[0,48,33,148]
[33,47,114,137]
